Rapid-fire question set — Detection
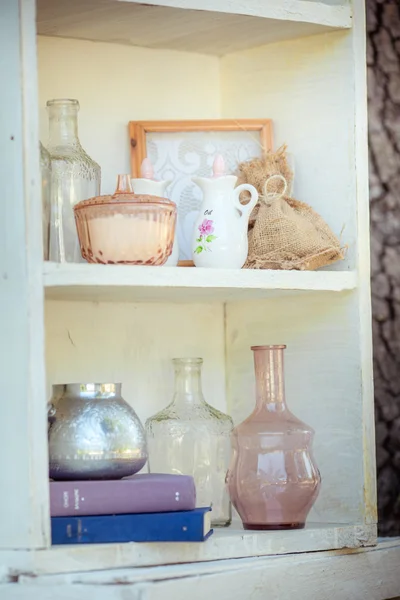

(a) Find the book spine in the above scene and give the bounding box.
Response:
[51,509,212,544]
[50,476,196,516]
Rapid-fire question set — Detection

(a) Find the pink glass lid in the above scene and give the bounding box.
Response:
[74,174,176,212]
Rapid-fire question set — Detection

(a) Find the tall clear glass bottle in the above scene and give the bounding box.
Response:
[146,358,233,526]
[47,99,101,263]
[40,142,51,260]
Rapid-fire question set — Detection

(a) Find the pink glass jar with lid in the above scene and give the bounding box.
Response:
[74,174,176,265]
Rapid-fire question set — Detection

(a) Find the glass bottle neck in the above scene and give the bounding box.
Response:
[253,346,287,412]
[172,360,204,406]
[47,101,80,147]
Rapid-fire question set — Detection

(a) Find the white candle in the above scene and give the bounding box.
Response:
[87,213,172,264]
[212,154,226,178]
[140,157,155,179]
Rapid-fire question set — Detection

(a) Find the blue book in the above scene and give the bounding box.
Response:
[51,507,212,544]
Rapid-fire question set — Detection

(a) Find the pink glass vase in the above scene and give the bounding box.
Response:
[226,345,321,530]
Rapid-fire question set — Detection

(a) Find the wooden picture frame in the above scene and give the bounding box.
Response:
[128,119,273,264]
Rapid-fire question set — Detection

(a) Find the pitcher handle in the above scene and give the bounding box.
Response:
[233,184,258,218]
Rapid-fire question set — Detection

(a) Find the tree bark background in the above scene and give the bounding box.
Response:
[367,0,400,536]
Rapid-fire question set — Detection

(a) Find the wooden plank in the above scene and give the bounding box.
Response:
[0,0,50,549]
[1,542,399,600]
[36,0,352,56]
[129,118,273,133]
[19,539,400,586]
[43,262,358,303]
[0,523,376,577]
[0,585,144,600]
[117,0,353,27]
[351,0,377,525]
[140,543,400,600]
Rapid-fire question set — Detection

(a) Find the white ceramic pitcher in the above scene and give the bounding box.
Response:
[192,155,258,269]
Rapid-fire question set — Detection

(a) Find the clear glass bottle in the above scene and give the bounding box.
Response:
[226,345,321,530]
[145,358,233,526]
[40,141,51,260]
[47,99,101,263]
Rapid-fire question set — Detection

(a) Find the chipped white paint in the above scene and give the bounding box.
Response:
[352,0,377,525]
[116,0,353,26]
[0,0,50,549]
[36,0,352,56]
[0,523,377,579]
[1,542,400,600]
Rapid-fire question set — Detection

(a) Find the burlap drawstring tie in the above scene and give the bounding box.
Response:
[245,174,345,271]
[261,174,288,203]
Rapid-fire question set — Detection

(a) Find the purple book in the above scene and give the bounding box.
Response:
[50,474,196,517]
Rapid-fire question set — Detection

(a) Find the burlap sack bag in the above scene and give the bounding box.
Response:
[237,145,294,228]
[245,175,345,271]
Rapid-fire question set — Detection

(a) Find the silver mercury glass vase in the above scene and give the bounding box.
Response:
[48,383,147,480]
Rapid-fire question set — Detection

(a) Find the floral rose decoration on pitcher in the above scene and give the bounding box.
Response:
[195,218,217,254]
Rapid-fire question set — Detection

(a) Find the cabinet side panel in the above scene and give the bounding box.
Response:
[0,0,50,548]
[352,0,376,525]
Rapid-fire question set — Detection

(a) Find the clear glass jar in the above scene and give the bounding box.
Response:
[47,99,101,263]
[40,142,51,260]
[145,358,233,526]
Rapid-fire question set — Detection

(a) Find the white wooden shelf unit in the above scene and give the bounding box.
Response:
[1,0,394,598]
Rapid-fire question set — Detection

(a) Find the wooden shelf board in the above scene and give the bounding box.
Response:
[36,0,352,56]
[0,522,376,578]
[43,262,357,303]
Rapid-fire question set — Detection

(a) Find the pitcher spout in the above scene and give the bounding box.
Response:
[192,176,206,190]
[192,175,237,194]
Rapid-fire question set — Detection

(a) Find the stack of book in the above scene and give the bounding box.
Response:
[50,474,213,544]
